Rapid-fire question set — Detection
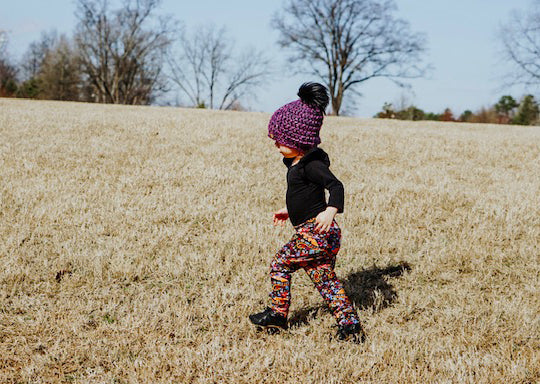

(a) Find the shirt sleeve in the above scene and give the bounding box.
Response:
[303,160,344,213]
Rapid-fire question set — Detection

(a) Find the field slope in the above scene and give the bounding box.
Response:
[0,98,539,383]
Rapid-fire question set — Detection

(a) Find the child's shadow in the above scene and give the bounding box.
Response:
[289,262,411,328]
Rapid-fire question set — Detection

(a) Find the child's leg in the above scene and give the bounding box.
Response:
[269,236,303,317]
[269,218,359,325]
[305,262,360,326]
[303,220,360,326]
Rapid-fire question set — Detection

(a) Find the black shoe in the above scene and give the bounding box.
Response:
[335,323,365,343]
[249,307,288,333]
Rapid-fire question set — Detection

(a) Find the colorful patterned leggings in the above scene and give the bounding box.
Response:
[269,218,360,326]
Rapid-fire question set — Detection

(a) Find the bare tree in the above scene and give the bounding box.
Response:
[20,30,59,81]
[39,36,82,100]
[273,0,427,115]
[218,48,271,110]
[0,30,18,97]
[74,0,175,105]
[499,1,540,90]
[169,24,271,110]
[18,31,82,100]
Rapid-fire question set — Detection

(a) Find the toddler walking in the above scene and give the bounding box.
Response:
[249,82,364,343]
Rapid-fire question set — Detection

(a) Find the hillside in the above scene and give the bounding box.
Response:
[1,98,538,383]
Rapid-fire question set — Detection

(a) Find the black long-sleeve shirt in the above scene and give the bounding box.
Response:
[283,147,344,226]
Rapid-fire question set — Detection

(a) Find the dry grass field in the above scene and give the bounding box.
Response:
[0,98,539,383]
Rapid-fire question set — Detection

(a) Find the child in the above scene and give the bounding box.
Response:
[249,82,364,343]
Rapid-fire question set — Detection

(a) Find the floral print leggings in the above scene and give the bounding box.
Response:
[269,218,360,326]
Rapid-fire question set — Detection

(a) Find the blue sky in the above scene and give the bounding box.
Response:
[0,0,534,117]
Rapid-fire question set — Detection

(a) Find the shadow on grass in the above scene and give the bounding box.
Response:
[288,261,411,328]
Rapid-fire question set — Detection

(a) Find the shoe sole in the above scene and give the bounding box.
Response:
[337,333,365,343]
[255,325,286,335]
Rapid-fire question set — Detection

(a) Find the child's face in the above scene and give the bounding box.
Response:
[275,141,302,158]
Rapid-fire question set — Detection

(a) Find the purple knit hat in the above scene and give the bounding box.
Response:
[268,82,329,151]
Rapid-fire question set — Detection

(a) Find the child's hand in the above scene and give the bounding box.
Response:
[315,206,338,233]
[273,208,289,226]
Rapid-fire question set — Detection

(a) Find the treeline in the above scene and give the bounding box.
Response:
[0,0,270,110]
[376,95,540,125]
[0,0,431,115]
[1,0,539,118]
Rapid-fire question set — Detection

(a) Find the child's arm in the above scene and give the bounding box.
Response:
[304,160,344,232]
[314,206,338,233]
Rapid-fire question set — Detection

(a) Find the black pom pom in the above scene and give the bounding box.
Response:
[297,82,329,113]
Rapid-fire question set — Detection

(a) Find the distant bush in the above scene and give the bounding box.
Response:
[17,78,42,99]
[469,107,498,124]
[376,94,539,125]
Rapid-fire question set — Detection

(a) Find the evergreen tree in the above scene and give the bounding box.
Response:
[459,110,473,122]
[513,95,539,125]
[495,95,518,123]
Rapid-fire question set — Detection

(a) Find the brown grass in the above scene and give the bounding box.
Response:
[0,98,539,383]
